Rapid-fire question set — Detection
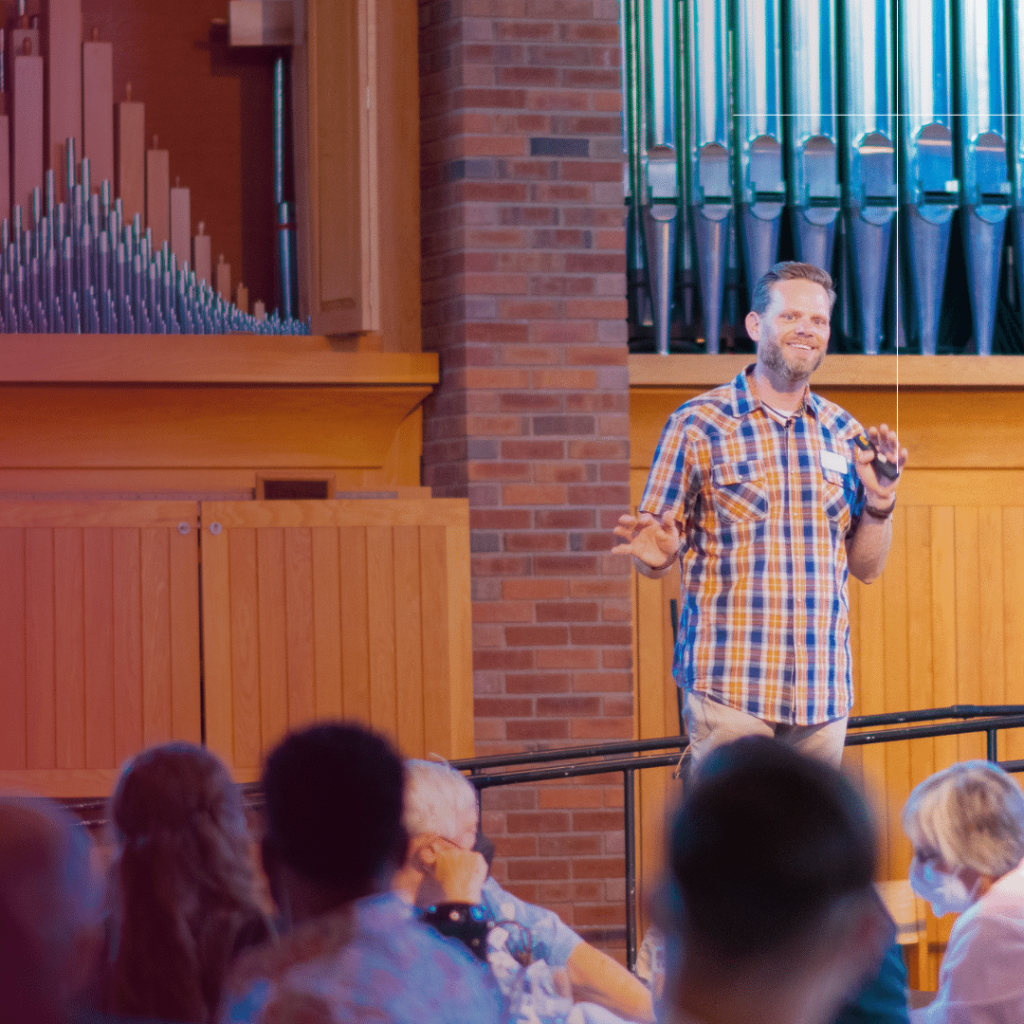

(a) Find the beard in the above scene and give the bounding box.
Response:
[759,333,826,382]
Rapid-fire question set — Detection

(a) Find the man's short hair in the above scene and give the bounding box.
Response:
[263,722,408,888]
[750,261,837,315]
[903,760,1024,879]
[668,737,877,963]
[404,759,478,840]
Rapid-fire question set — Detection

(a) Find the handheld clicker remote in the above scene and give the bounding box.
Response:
[854,433,900,481]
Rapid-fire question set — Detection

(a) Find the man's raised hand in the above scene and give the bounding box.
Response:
[853,423,908,503]
[612,510,681,570]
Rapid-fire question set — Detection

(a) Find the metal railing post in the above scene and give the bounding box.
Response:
[988,727,999,763]
[624,767,638,970]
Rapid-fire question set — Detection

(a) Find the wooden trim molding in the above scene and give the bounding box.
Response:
[0,335,438,385]
[630,354,1024,389]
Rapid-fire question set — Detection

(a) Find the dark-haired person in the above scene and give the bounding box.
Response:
[658,736,893,1024]
[219,723,499,1024]
[0,796,106,1024]
[614,262,908,766]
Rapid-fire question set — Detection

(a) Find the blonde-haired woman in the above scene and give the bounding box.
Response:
[103,742,272,1022]
[903,760,1024,1023]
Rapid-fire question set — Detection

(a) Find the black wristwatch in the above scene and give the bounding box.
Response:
[421,901,491,961]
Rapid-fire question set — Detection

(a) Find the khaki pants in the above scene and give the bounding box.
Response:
[682,690,848,768]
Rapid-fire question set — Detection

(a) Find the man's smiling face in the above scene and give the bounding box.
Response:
[747,277,831,384]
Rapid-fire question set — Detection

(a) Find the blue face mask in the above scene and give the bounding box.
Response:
[910,856,976,917]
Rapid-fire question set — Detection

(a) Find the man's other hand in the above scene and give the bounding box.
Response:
[430,841,488,905]
[612,511,681,570]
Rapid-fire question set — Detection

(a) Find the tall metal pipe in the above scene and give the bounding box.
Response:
[958,0,1010,355]
[686,0,731,352]
[786,0,840,273]
[733,0,785,304]
[638,0,678,355]
[1011,0,1024,315]
[840,0,896,354]
[900,0,957,354]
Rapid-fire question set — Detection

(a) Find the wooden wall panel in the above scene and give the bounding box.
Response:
[0,502,200,797]
[201,499,474,781]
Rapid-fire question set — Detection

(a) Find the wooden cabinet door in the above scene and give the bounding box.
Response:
[200,499,473,781]
[0,502,201,797]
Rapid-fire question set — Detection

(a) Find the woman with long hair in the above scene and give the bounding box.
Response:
[104,742,272,1022]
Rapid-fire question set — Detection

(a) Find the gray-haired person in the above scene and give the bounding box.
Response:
[904,760,1024,1023]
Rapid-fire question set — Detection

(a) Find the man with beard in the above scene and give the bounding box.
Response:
[614,262,907,767]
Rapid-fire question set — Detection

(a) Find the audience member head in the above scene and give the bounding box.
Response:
[903,760,1024,916]
[391,759,484,907]
[404,758,479,846]
[0,795,102,1024]
[107,741,268,1022]
[261,722,408,924]
[661,737,889,1024]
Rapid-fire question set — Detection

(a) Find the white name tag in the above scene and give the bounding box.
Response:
[820,450,849,474]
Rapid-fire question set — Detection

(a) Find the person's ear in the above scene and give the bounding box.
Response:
[417,838,439,868]
[833,898,893,994]
[745,310,762,341]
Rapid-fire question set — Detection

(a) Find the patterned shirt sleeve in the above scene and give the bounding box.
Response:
[482,878,582,967]
[639,409,702,538]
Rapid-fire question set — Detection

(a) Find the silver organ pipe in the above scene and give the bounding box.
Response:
[687,0,732,352]
[959,0,1011,355]
[841,0,896,356]
[733,0,785,305]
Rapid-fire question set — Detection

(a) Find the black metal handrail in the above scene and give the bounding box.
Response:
[451,704,1024,970]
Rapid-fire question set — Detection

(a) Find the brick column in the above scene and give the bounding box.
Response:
[419,0,634,948]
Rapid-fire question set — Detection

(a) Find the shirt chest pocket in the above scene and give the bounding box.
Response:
[821,464,852,526]
[711,461,769,523]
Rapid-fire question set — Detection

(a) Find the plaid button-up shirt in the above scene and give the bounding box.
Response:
[640,367,866,725]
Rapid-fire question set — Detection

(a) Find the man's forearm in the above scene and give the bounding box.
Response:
[566,942,656,1023]
[846,512,893,584]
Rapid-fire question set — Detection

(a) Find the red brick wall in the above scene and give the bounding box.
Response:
[418,0,634,949]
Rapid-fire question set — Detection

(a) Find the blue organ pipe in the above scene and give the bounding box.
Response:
[958,0,1010,355]
[0,170,308,335]
[687,0,731,353]
[65,137,75,197]
[732,0,784,302]
[901,0,957,354]
[639,0,678,355]
[840,0,896,354]
[786,0,840,272]
[1010,0,1024,314]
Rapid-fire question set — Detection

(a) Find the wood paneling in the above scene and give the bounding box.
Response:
[630,362,1024,984]
[0,343,436,497]
[200,499,474,781]
[0,502,200,797]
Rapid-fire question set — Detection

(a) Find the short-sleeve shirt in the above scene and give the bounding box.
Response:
[219,892,501,1024]
[481,877,582,967]
[639,367,866,725]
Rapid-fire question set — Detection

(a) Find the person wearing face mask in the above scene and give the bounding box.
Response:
[902,760,1024,1023]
